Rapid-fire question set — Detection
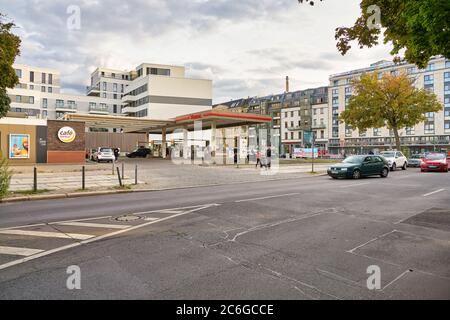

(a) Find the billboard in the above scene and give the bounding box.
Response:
[9,134,30,159]
[294,148,319,158]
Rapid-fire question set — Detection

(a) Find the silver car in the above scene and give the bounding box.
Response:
[408,154,424,167]
[92,147,115,163]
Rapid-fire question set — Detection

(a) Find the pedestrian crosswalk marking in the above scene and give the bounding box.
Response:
[0,246,44,257]
[0,229,95,240]
[54,222,132,229]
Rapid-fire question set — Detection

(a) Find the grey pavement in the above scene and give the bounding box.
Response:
[0,168,449,299]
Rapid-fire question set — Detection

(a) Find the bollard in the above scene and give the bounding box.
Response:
[116,167,123,187]
[112,159,115,175]
[122,162,125,180]
[135,164,138,185]
[82,166,86,190]
[33,167,37,192]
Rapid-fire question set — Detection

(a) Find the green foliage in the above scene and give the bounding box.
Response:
[0,13,21,118]
[340,72,443,151]
[0,156,11,199]
[335,0,450,68]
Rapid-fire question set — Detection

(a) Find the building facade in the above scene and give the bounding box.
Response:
[9,63,213,127]
[328,56,450,155]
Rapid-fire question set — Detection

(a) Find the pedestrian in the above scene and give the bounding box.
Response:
[114,147,120,161]
[256,150,261,168]
[266,146,272,169]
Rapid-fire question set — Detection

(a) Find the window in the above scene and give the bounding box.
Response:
[41,86,46,92]
[333,80,339,86]
[424,122,435,134]
[426,63,434,71]
[313,109,317,115]
[285,132,288,140]
[332,89,338,95]
[42,73,46,84]
[406,127,415,135]
[42,110,47,118]
[113,94,118,99]
[291,132,294,140]
[112,73,116,78]
[425,112,434,120]
[291,111,294,117]
[56,111,66,119]
[102,93,106,98]
[48,74,53,85]
[67,100,76,108]
[290,121,294,128]
[56,99,64,107]
[121,84,124,93]
[30,85,34,90]
[48,87,52,93]
[113,105,118,113]
[113,83,118,92]
[320,108,324,114]
[42,98,48,108]
[445,108,450,117]
[445,121,450,130]
[284,122,288,128]
[15,95,21,103]
[373,128,381,136]
[320,131,324,139]
[406,67,416,74]
[102,82,107,91]
[29,96,34,103]
[446,61,450,68]
[15,69,22,78]
[346,78,352,84]
[30,71,34,83]
[424,74,434,82]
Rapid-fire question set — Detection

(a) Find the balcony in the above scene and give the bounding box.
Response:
[122,94,136,103]
[86,84,100,96]
[89,105,109,114]
[55,103,77,112]
[312,123,326,130]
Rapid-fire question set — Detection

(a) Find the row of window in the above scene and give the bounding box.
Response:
[126,84,148,97]
[15,69,54,85]
[126,96,150,108]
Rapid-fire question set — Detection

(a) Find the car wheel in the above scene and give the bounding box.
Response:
[402,162,407,170]
[381,167,389,178]
[352,170,361,180]
[391,163,396,171]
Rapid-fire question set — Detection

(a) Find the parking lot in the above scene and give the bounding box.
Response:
[0,165,449,299]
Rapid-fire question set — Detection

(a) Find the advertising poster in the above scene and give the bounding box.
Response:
[9,134,30,159]
[298,148,319,158]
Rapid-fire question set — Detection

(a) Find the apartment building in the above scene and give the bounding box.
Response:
[9,64,119,131]
[121,63,212,119]
[328,56,450,155]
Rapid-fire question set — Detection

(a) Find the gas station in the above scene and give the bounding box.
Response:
[64,111,272,163]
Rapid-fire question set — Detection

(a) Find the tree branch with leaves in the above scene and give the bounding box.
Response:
[0,12,21,119]
[340,73,443,151]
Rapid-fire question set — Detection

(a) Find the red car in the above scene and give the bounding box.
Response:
[420,153,449,172]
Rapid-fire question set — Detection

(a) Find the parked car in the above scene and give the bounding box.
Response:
[380,151,408,171]
[420,153,449,172]
[126,147,151,158]
[408,154,424,167]
[328,155,390,180]
[92,147,115,163]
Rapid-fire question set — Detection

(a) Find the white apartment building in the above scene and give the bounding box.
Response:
[120,63,212,119]
[9,62,213,130]
[9,64,122,131]
[328,56,450,155]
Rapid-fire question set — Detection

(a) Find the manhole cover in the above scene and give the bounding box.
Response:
[113,215,142,222]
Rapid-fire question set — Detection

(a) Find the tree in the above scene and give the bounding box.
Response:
[0,13,21,119]
[340,73,443,152]
[299,0,450,69]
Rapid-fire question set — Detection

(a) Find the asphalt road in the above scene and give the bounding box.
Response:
[0,168,449,299]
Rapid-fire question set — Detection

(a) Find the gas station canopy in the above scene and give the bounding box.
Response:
[64,111,272,134]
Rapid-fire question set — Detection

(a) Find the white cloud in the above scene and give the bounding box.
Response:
[3,0,394,103]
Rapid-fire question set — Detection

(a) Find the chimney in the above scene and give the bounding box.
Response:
[285,76,290,93]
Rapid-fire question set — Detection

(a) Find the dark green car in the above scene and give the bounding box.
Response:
[328,155,390,180]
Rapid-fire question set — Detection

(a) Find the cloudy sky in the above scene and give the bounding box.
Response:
[2,0,394,103]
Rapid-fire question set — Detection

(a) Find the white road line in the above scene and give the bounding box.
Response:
[423,189,445,197]
[54,222,131,229]
[234,193,300,203]
[340,182,370,188]
[0,204,220,271]
[0,246,44,257]
[382,270,412,291]
[132,203,220,215]
[0,229,94,240]
[347,230,397,254]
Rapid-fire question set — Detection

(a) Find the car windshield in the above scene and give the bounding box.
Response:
[381,152,395,158]
[343,156,364,164]
[100,148,112,153]
[411,154,422,159]
[425,154,445,160]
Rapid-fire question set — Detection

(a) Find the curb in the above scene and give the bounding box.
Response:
[0,172,328,204]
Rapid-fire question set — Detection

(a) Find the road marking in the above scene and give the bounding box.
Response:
[234,193,300,203]
[347,230,397,253]
[340,182,370,188]
[382,270,412,291]
[55,222,132,229]
[0,203,220,271]
[0,229,94,240]
[0,246,44,257]
[423,189,445,197]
